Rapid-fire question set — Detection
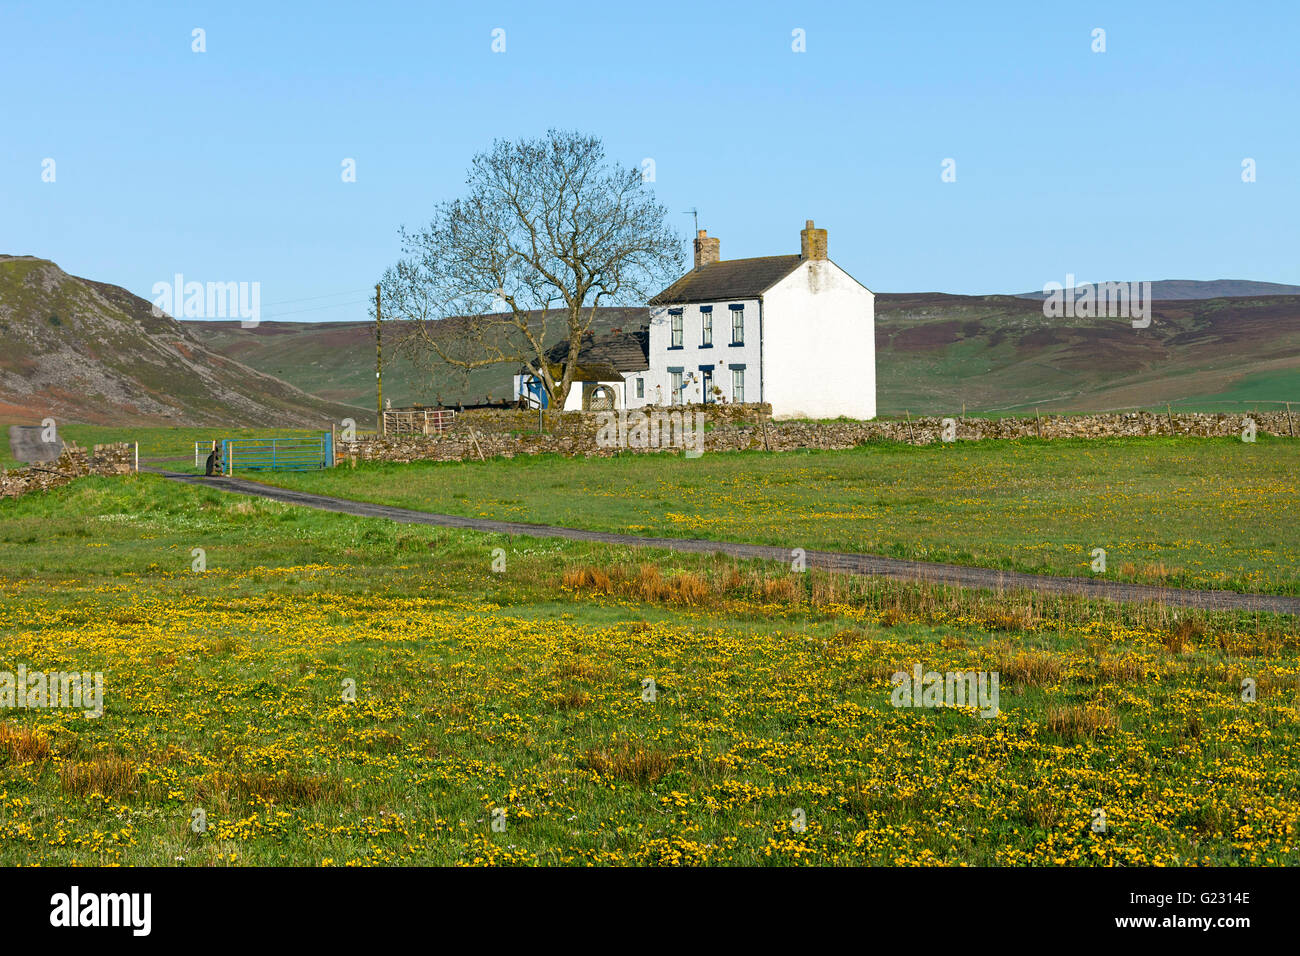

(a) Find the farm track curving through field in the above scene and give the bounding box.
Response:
[146,468,1300,615]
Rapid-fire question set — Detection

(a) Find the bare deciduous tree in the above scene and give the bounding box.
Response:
[377,130,684,407]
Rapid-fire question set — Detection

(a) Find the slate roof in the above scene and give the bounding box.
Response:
[543,327,649,375]
[648,255,804,306]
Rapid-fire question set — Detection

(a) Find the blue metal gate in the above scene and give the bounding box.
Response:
[221,432,333,473]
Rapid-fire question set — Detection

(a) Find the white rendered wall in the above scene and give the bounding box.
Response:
[760,259,875,420]
[647,299,761,405]
[561,379,630,411]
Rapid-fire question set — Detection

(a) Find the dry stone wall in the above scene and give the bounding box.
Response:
[339,408,1294,465]
[1,442,135,499]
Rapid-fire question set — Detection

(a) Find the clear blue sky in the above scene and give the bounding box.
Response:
[3,0,1296,322]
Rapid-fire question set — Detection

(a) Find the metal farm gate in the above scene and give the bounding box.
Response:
[382,407,456,436]
[221,433,333,474]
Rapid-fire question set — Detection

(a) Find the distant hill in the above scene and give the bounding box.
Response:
[1016,279,1300,300]
[875,292,1300,414]
[0,255,361,426]
[186,291,1300,416]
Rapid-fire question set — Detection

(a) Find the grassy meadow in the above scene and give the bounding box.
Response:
[256,436,1300,596]
[0,472,1296,865]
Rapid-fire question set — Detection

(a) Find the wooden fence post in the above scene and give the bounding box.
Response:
[1286,402,1295,438]
[905,411,915,444]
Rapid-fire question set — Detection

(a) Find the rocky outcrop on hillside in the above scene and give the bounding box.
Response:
[0,255,362,426]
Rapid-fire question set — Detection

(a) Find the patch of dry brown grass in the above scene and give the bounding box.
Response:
[194,769,345,806]
[0,724,52,762]
[630,564,667,601]
[762,576,798,603]
[561,566,614,592]
[1140,561,1173,582]
[552,657,612,682]
[563,561,801,608]
[982,606,1037,632]
[579,742,673,784]
[555,561,1287,659]
[1097,656,1146,683]
[1045,702,1121,741]
[719,566,743,592]
[60,755,137,798]
[1164,618,1204,654]
[670,572,712,606]
[994,647,1064,686]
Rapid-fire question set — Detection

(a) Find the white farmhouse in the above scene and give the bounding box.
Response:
[646,220,875,419]
[514,220,876,419]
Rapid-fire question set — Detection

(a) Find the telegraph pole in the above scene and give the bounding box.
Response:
[375,283,384,435]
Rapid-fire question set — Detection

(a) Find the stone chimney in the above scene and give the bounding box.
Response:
[693,229,720,269]
[800,219,828,260]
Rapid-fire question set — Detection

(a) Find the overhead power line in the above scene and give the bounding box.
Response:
[258,297,375,320]
[260,288,376,308]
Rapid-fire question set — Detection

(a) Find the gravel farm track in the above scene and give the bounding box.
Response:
[146,468,1300,616]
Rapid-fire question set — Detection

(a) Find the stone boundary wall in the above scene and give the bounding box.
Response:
[453,402,773,433]
[338,409,1295,465]
[0,442,135,499]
